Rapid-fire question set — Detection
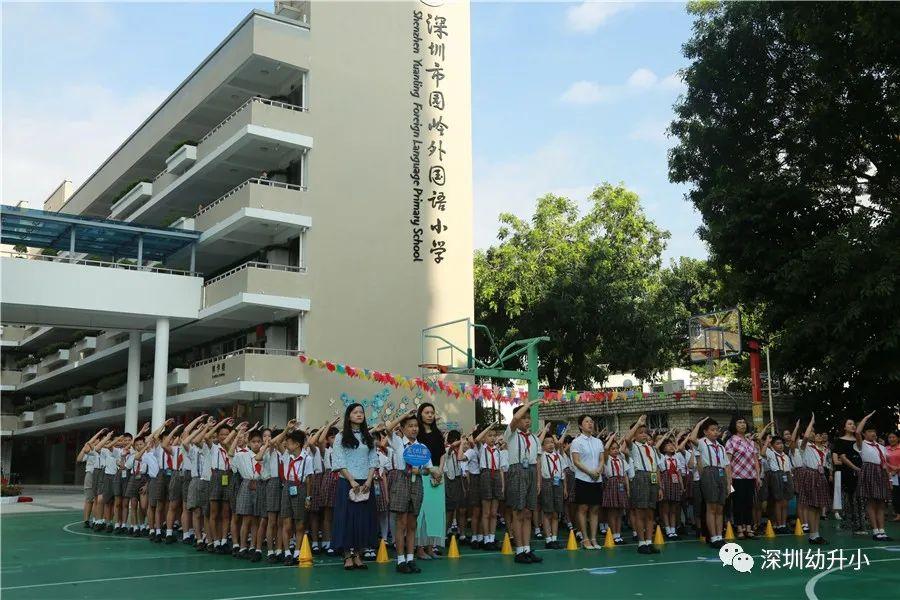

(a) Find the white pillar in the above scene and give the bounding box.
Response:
[294,396,302,421]
[125,332,141,434]
[151,318,170,429]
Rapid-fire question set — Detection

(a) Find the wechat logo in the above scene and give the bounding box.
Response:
[719,542,755,573]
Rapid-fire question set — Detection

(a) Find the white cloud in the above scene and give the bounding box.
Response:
[628,119,671,144]
[1,85,167,208]
[561,67,684,105]
[566,1,634,34]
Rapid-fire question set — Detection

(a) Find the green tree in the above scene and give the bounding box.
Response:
[669,1,900,427]
[474,183,670,389]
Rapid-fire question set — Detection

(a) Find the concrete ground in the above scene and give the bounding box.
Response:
[0,485,85,514]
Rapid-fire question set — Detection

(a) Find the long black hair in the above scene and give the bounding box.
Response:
[340,403,374,449]
[416,401,445,461]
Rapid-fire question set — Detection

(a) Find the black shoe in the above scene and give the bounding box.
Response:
[614,538,626,545]
[647,546,661,554]
[809,537,828,545]
[231,546,240,557]
[237,549,249,560]
[312,546,322,555]
[880,535,894,541]
[514,552,533,564]
[266,553,280,563]
[396,562,412,574]
[325,547,336,557]
[207,544,217,554]
[407,560,421,573]
[710,539,726,549]
[196,541,207,551]
[637,545,650,554]
[471,540,482,550]
[526,551,542,563]
[165,535,176,545]
[217,544,229,555]
[284,555,299,566]
[535,530,544,540]
[251,551,262,563]
[575,531,584,542]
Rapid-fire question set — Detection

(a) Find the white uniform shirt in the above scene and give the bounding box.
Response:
[540,450,564,480]
[802,443,828,470]
[311,447,324,474]
[765,448,793,472]
[232,448,259,480]
[389,433,433,471]
[443,447,462,479]
[125,452,148,476]
[281,449,314,483]
[83,450,100,473]
[624,456,635,479]
[376,447,393,476]
[101,448,122,475]
[480,444,502,473]
[185,445,200,478]
[144,451,160,478]
[603,455,628,479]
[180,445,195,476]
[630,441,661,473]
[696,438,729,469]
[323,446,334,472]
[503,425,539,466]
[854,440,888,466]
[463,448,481,475]
[658,452,686,476]
[209,443,231,471]
[198,445,212,481]
[570,434,604,482]
[499,448,510,473]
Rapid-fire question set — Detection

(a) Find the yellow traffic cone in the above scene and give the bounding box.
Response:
[794,518,804,537]
[298,534,313,568]
[653,525,665,545]
[566,529,579,551]
[375,538,390,563]
[447,535,461,559]
[764,521,776,539]
[603,528,616,549]
[699,534,706,543]
[501,532,514,555]
[724,521,736,541]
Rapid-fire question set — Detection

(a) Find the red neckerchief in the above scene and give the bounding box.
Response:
[547,453,559,476]
[611,457,621,476]
[811,445,825,466]
[286,454,304,482]
[867,441,885,465]
[666,455,678,474]
[486,445,497,472]
[518,431,531,453]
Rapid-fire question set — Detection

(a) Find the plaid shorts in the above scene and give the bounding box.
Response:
[124,474,147,499]
[445,477,464,511]
[83,471,96,501]
[767,470,794,502]
[261,478,282,515]
[280,481,308,522]
[374,475,390,513]
[167,471,184,502]
[148,474,168,507]
[186,477,204,510]
[208,469,231,502]
[700,466,727,505]
[465,473,482,507]
[236,478,258,516]
[630,471,659,509]
[539,477,565,514]
[389,470,424,515]
[479,470,504,501]
[796,467,831,508]
[660,471,684,503]
[318,472,339,508]
[505,463,537,511]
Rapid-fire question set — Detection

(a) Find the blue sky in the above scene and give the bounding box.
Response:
[2,1,704,260]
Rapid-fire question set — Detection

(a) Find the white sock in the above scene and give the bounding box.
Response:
[276,548,283,554]
[524,545,531,552]
[293,549,299,558]
[397,555,405,565]
[810,532,819,539]
[268,550,274,556]
[182,531,190,539]
[405,553,414,562]
[322,540,330,549]
[233,543,240,549]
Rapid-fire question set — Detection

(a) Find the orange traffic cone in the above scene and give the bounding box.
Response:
[298,534,313,568]
[653,525,666,545]
[724,521,736,541]
[764,521,776,539]
[501,532,514,555]
[603,528,616,549]
[566,529,578,551]
[447,535,460,558]
[794,518,804,537]
[375,538,390,563]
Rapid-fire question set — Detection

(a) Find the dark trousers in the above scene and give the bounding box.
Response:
[732,478,755,527]
[893,485,900,515]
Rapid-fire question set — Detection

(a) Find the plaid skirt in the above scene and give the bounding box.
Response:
[630,471,659,509]
[186,477,205,510]
[797,467,830,509]
[83,470,96,501]
[858,462,890,501]
[539,477,565,513]
[280,481,308,521]
[149,474,168,507]
[318,471,339,508]
[208,469,230,502]
[601,475,628,509]
[700,466,728,505]
[124,474,147,499]
[389,470,424,515]
[445,476,464,511]
[465,473,482,507]
[479,470,504,501]
[767,471,794,501]
[374,475,390,512]
[506,463,537,511]
[306,473,322,512]
[236,478,258,516]
[660,471,684,503]
[167,471,185,502]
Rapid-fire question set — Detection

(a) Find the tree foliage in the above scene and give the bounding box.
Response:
[669,1,900,427]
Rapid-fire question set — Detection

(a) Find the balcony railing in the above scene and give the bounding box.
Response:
[194,178,306,219]
[203,261,306,287]
[190,346,304,368]
[199,97,308,145]
[0,251,196,276]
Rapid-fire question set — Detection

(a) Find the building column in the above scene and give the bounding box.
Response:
[294,396,302,421]
[124,332,141,434]
[151,318,170,429]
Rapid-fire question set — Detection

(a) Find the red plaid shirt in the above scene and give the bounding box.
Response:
[725,435,758,480]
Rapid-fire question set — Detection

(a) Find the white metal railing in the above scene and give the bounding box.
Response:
[190,346,305,368]
[0,251,196,276]
[199,96,308,145]
[203,260,306,287]
[194,178,306,218]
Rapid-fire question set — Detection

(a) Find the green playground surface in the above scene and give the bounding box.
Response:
[1,512,898,599]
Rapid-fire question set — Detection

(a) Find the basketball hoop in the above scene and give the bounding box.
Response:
[418,363,449,374]
[685,347,722,363]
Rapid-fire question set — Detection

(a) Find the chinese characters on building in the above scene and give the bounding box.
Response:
[410,8,449,264]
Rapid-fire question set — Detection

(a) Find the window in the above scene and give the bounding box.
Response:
[647,413,669,430]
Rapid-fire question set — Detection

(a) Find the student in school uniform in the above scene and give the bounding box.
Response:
[658,433,689,540]
[99,432,129,533]
[229,425,262,560]
[503,400,543,565]
[277,425,314,565]
[307,417,339,555]
[331,403,379,571]
[256,424,294,563]
[462,429,483,547]
[688,417,731,549]
[123,433,149,536]
[570,415,605,549]
[560,434,576,536]
[136,434,161,537]
[373,430,393,549]
[888,431,900,523]
[600,434,629,544]
[183,418,215,549]
[316,425,341,557]
[498,437,511,532]
[443,430,464,541]
[207,418,238,554]
[623,415,664,554]
[538,431,565,549]
[797,414,830,544]
[854,411,893,541]
[765,434,795,533]
[175,414,207,544]
[77,428,106,528]
[477,425,505,551]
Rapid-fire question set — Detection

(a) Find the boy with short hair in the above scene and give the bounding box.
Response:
[688,416,731,549]
[503,400,543,564]
[274,423,311,566]
[477,425,504,551]
[233,425,263,560]
[624,414,664,554]
[207,418,237,554]
[77,428,106,528]
[539,432,565,549]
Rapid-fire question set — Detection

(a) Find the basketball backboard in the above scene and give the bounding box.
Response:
[688,308,742,362]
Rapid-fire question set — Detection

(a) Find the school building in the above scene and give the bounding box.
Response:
[0,1,475,484]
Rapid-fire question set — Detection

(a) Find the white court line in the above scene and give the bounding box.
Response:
[62,521,147,539]
[804,557,900,600]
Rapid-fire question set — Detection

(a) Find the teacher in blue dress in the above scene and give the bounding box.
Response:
[415,402,447,559]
